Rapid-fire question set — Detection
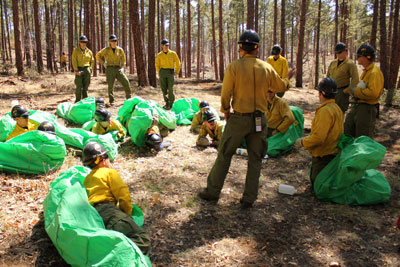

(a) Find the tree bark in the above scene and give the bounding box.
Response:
[247,0,254,29]
[176,0,181,77]
[11,0,23,75]
[273,0,277,44]
[91,0,97,76]
[370,0,379,48]
[4,0,12,63]
[129,19,134,74]
[21,0,31,67]
[84,0,90,45]
[211,0,218,80]
[33,0,43,72]
[157,0,160,52]
[186,0,191,78]
[379,0,388,88]
[114,0,118,36]
[148,0,156,87]
[122,0,127,62]
[314,0,321,86]
[196,1,200,80]
[44,0,53,72]
[280,0,286,56]
[0,0,6,62]
[130,0,148,86]
[295,0,307,87]
[109,0,113,35]
[218,0,224,81]
[335,0,338,50]
[255,0,259,32]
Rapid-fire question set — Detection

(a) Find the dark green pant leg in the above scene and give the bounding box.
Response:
[95,203,151,256]
[267,127,275,138]
[344,105,356,137]
[166,71,175,106]
[116,69,131,99]
[311,155,335,184]
[206,115,251,197]
[74,74,83,102]
[159,69,170,106]
[81,68,91,99]
[354,104,377,138]
[335,88,350,113]
[106,67,117,103]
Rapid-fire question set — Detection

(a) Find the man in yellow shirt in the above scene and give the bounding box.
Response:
[198,30,293,208]
[60,52,67,72]
[81,142,151,256]
[91,108,126,139]
[327,42,359,113]
[155,39,181,110]
[72,35,94,103]
[190,100,219,133]
[265,90,295,137]
[196,110,224,147]
[6,105,39,141]
[96,35,131,106]
[297,78,344,184]
[344,44,384,138]
[266,44,289,97]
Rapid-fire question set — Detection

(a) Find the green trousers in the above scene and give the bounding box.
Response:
[205,113,268,204]
[344,103,377,138]
[94,202,151,256]
[159,68,175,107]
[310,155,336,185]
[335,88,350,113]
[106,67,131,103]
[74,67,91,102]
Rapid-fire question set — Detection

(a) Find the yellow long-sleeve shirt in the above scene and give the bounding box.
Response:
[84,167,133,215]
[197,121,225,145]
[302,99,344,157]
[266,95,295,134]
[91,119,126,138]
[60,55,67,63]
[96,46,126,67]
[71,47,94,71]
[327,58,359,90]
[190,106,220,131]
[6,120,39,141]
[221,54,289,114]
[266,55,288,79]
[155,50,181,74]
[353,62,384,105]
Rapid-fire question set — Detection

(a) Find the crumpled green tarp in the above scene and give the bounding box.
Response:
[313,135,391,205]
[0,111,118,160]
[267,106,304,156]
[128,107,153,147]
[43,166,151,267]
[118,97,177,130]
[56,97,96,125]
[171,98,201,125]
[0,131,66,174]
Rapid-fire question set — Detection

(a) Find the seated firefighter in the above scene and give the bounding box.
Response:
[81,142,151,256]
[92,108,126,139]
[296,78,344,185]
[145,113,163,151]
[6,105,39,141]
[196,110,224,148]
[265,90,295,137]
[190,100,219,133]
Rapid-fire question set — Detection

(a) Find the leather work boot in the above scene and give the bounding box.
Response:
[198,189,219,202]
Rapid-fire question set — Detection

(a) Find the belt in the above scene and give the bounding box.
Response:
[107,65,121,68]
[337,85,349,90]
[78,66,89,70]
[356,102,377,106]
[233,111,254,116]
[160,68,174,70]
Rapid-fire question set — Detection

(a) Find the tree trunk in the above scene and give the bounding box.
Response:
[21,0,31,67]
[280,0,286,56]
[79,0,83,36]
[130,0,148,86]
[196,1,200,80]
[290,1,294,66]
[255,0,259,32]
[295,0,307,87]
[247,0,254,29]
[148,0,156,87]
[168,0,172,44]
[129,20,134,73]
[388,0,395,46]
[141,0,145,42]
[44,0,53,72]
[11,0,23,75]
[50,3,58,73]
[211,0,218,80]
[335,0,338,50]
[122,0,127,62]
[33,0,43,72]
[379,0,388,88]
[58,1,63,59]
[0,0,6,62]
[218,0,224,81]
[186,0,191,78]
[109,0,113,35]
[84,0,90,45]
[314,0,321,86]
[385,0,400,105]
[91,0,97,76]
[96,0,101,71]
[161,7,164,40]
[114,0,118,36]
[176,0,181,77]
[4,0,12,63]
[157,0,160,52]
[273,0,277,44]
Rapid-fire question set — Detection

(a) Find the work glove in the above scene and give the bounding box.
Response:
[356,80,366,90]
[343,88,351,95]
[295,138,303,148]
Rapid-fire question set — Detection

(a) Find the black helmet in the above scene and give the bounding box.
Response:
[145,133,163,150]
[161,39,169,46]
[82,142,109,167]
[356,43,375,61]
[94,108,111,122]
[316,78,337,98]
[109,34,118,41]
[38,121,56,134]
[271,44,282,55]
[199,100,209,109]
[79,35,88,42]
[95,97,105,108]
[238,30,260,51]
[202,110,217,122]
[334,42,347,54]
[11,105,30,118]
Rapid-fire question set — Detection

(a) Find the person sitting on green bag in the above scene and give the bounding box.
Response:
[81,142,151,256]
[196,110,224,148]
[92,108,126,139]
[296,78,344,185]
[190,100,219,134]
[265,90,295,137]
[6,105,39,141]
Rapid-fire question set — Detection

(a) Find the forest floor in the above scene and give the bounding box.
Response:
[0,69,399,267]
